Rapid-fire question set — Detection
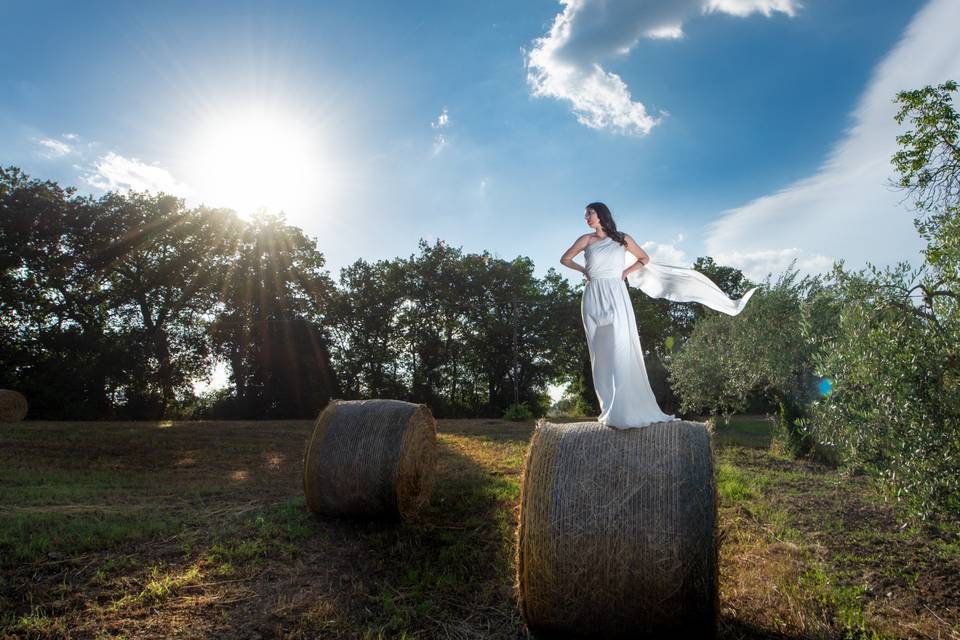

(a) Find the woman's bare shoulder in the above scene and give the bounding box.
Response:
[578,233,601,245]
[561,234,596,260]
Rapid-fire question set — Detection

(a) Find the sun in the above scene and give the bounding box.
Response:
[185,106,324,217]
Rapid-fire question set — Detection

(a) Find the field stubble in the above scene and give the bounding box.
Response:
[0,416,956,639]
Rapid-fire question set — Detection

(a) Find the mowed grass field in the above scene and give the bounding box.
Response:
[1,416,958,639]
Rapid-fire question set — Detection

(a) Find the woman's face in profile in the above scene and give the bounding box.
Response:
[584,208,599,228]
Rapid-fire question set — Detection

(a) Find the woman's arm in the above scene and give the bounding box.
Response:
[622,234,650,278]
[560,235,591,275]
[623,234,650,265]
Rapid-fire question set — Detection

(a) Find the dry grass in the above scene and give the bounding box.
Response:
[0,416,957,638]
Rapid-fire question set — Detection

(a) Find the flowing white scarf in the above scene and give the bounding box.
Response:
[625,258,758,316]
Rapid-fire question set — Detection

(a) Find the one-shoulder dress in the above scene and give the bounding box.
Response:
[581,237,757,429]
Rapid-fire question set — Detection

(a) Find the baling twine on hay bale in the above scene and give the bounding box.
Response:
[0,390,28,423]
[515,419,719,639]
[303,398,437,520]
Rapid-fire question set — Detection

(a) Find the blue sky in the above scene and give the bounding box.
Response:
[3,0,958,286]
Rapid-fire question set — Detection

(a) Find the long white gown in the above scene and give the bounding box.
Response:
[581,237,758,429]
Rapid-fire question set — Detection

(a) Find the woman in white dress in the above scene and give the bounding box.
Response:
[560,202,757,429]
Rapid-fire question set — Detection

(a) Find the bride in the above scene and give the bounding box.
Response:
[560,202,757,429]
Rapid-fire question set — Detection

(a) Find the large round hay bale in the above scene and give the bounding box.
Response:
[515,420,718,639]
[0,390,28,423]
[303,399,437,520]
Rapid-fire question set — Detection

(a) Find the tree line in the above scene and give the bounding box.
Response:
[0,169,744,421]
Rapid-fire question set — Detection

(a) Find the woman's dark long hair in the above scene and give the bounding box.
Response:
[586,202,627,246]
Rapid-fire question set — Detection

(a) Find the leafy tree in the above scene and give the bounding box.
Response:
[210,214,339,418]
[808,261,958,518]
[327,257,408,399]
[669,262,827,453]
[94,192,241,415]
[0,167,124,418]
[807,80,960,520]
[395,240,469,412]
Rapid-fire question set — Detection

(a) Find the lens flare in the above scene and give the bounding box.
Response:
[818,377,833,397]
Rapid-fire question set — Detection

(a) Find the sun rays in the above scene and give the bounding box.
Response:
[184,105,327,218]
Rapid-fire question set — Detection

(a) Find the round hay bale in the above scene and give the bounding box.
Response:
[303,399,437,520]
[515,420,718,639]
[0,390,28,423]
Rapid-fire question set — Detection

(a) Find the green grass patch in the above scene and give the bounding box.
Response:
[4,609,69,636]
[205,496,317,567]
[717,462,762,503]
[749,502,805,541]
[357,441,522,635]
[140,564,201,605]
[0,509,184,563]
[0,467,157,506]
[713,415,774,448]
[112,563,202,610]
[793,565,892,640]
[0,466,232,507]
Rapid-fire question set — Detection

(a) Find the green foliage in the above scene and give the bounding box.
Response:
[668,264,826,428]
[670,81,960,520]
[807,261,960,521]
[0,170,338,419]
[892,80,960,251]
[774,397,814,458]
[501,401,534,421]
[327,239,579,418]
[0,165,749,422]
[806,80,960,522]
[209,214,339,418]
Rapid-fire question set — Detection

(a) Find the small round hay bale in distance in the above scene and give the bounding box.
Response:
[516,420,718,639]
[303,399,437,520]
[0,390,28,423]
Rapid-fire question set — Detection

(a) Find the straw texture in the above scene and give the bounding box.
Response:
[0,390,27,423]
[302,399,437,520]
[515,419,718,639]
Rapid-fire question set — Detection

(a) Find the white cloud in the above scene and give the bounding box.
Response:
[84,152,187,195]
[431,108,450,154]
[525,0,798,135]
[705,0,960,282]
[37,138,72,158]
[703,0,798,18]
[431,108,449,129]
[640,240,689,266]
[62,133,79,141]
[710,248,834,282]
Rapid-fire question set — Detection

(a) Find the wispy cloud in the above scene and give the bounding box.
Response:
[84,152,187,195]
[705,0,960,282]
[431,107,450,155]
[709,248,834,282]
[37,137,72,158]
[525,0,799,135]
